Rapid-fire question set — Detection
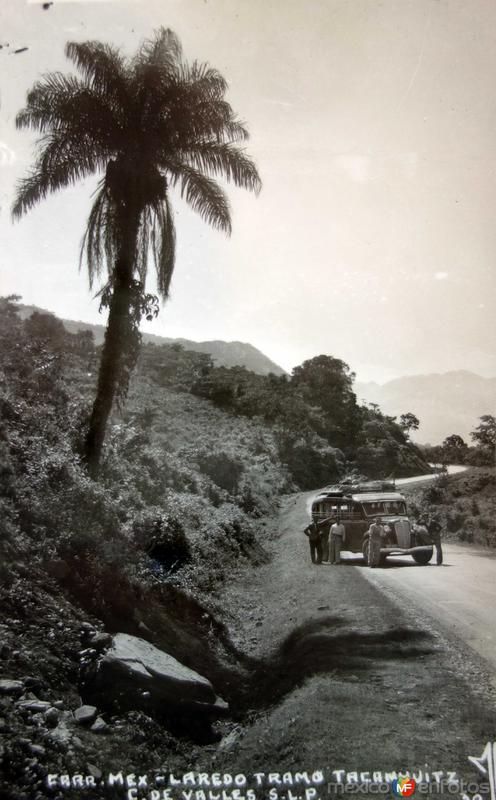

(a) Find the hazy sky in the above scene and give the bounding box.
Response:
[1,0,495,382]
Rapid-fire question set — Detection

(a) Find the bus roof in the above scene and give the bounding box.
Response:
[351,492,405,502]
[312,491,406,504]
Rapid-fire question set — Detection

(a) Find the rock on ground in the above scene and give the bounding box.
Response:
[87,633,228,717]
[74,705,98,725]
[0,680,24,695]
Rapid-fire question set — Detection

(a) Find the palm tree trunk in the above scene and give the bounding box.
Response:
[84,206,140,477]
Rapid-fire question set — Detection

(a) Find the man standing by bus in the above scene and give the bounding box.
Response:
[304,519,324,565]
[367,517,385,567]
[304,516,333,565]
[329,515,346,564]
[428,517,443,565]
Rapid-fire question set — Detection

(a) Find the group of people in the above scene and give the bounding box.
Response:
[303,514,443,566]
[303,515,346,565]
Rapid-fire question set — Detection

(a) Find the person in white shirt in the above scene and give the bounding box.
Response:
[329,516,346,564]
[367,517,385,567]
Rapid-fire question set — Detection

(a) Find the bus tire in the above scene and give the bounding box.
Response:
[413,548,433,565]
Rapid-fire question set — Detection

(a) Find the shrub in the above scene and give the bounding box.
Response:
[131,509,191,573]
[197,451,244,493]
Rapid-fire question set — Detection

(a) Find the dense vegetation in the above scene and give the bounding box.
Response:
[408,468,496,548]
[189,354,430,487]
[0,298,287,602]
[1,296,430,593]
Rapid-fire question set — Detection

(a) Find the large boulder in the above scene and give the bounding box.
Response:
[74,705,98,725]
[86,633,228,719]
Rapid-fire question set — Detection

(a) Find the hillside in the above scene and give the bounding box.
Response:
[406,468,496,547]
[356,370,496,444]
[16,303,286,376]
[0,298,444,798]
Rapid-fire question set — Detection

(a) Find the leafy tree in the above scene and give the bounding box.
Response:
[355,404,427,478]
[13,28,261,474]
[291,355,361,449]
[469,415,496,466]
[292,355,355,403]
[470,415,496,451]
[440,434,469,465]
[399,412,420,436]
[24,311,66,351]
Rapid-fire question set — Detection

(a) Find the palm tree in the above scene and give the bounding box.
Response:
[13,28,261,474]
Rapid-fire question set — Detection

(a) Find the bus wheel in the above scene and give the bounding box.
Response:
[413,547,433,565]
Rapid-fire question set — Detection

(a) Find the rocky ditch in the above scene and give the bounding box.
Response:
[0,625,231,799]
[81,631,229,742]
[0,577,239,798]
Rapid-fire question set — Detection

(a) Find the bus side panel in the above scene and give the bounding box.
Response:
[343,520,368,552]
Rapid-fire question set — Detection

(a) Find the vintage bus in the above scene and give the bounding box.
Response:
[310,481,433,567]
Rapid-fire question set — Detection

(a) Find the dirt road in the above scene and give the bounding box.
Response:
[395,465,467,488]
[359,544,496,681]
[305,469,496,678]
[213,490,496,781]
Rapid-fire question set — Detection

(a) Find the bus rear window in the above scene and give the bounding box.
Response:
[322,503,350,515]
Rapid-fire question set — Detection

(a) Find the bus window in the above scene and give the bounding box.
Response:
[383,501,406,515]
[362,501,406,517]
[362,501,384,517]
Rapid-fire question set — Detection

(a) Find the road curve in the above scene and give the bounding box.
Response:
[395,464,467,488]
[358,544,496,681]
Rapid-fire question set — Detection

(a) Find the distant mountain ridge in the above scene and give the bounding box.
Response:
[355,370,496,445]
[15,305,493,441]
[16,303,286,376]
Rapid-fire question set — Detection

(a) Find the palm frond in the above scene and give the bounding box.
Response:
[180,60,228,100]
[11,172,50,220]
[177,142,261,194]
[155,97,249,150]
[42,130,107,177]
[136,27,182,68]
[65,41,128,99]
[166,163,231,234]
[13,130,107,220]
[16,72,125,155]
[79,183,117,287]
[135,205,151,286]
[151,192,176,298]
[80,181,175,299]
[17,73,85,132]
[132,27,183,98]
